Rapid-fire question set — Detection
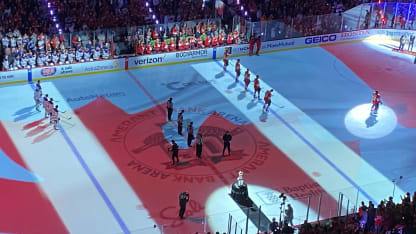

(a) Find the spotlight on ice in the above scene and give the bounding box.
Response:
[344,103,397,139]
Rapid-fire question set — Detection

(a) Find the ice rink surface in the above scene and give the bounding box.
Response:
[0,39,415,234]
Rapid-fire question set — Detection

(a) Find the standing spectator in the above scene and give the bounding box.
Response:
[178,191,189,219]
[195,134,203,159]
[366,201,376,231]
[409,34,415,52]
[374,210,383,234]
[222,131,232,156]
[364,10,370,29]
[269,217,279,234]
[399,35,405,50]
[72,34,80,48]
[285,204,294,226]
[359,202,368,229]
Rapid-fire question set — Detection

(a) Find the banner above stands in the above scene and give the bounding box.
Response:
[0,28,413,85]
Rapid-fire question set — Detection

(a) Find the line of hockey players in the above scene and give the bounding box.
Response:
[223,50,274,113]
[2,46,111,71]
[33,80,61,130]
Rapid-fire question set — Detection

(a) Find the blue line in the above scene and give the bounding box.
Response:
[29,83,131,233]
[213,60,375,203]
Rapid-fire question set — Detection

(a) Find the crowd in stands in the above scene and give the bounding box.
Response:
[134,20,241,55]
[50,0,216,33]
[298,192,416,234]
[225,0,362,36]
[2,0,416,70]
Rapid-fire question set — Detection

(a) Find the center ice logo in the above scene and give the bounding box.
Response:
[109,106,270,183]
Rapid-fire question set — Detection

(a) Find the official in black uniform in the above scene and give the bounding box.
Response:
[187,122,194,147]
[169,140,179,165]
[179,191,190,219]
[195,134,203,159]
[222,131,232,156]
[167,97,173,121]
[177,110,184,135]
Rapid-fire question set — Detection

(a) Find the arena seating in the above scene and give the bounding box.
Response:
[297,192,416,234]
[0,0,415,69]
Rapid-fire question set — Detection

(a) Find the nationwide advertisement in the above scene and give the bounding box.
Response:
[128,48,213,68]
[31,58,125,80]
[0,69,27,84]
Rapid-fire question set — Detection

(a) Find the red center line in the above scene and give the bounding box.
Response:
[126,70,230,185]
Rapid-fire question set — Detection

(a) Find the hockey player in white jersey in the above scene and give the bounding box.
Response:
[51,105,60,130]
[36,53,44,67]
[52,51,59,65]
[102,47,109,59]
[2,58,9,71]
[68,49,75,63]
[76,47,83,62]
[45,51,52,65]
[15,55,22,69]
[83,48,91,61]
[21,54,28,68]
[34,87,42,111]
[29,54,36,67]
[59,50,67,64]
[93,47,101,60]
[36,79,41,90]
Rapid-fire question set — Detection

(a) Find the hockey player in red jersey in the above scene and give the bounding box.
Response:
[235,59,241,82]
[43,94,50,118]
[51,105,60,130]
[244,69,250,91]
[223,49,229,71]
[371,90,382,114]
[263,89,273,112]
[47,98,54,123]
[253,75,261,100]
